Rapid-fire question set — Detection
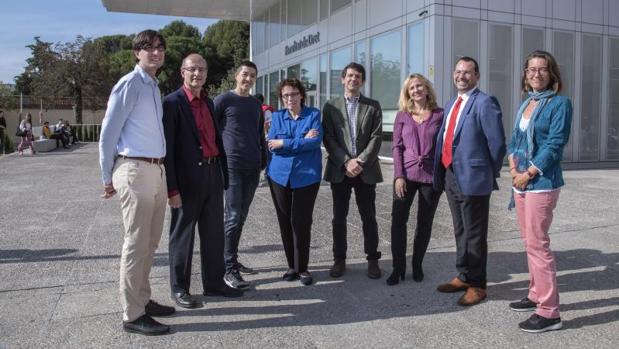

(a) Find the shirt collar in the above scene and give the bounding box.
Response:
[134,64,158,86]
[284,106,306,120]
[457,87,477,100]
[182,85,206,102]
[345,94,360,103]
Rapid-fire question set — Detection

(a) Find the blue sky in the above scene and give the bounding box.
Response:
[0,0,218,83]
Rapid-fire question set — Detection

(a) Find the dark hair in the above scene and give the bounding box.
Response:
[254,93,265,103]
[341,62,366,82]
[236,60,258,75]
[278,78,307,106]
[132,29,166,51]
[521,50,562,93]
[455,56,479,73]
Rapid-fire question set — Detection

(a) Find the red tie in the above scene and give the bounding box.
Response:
[441,96,463,168]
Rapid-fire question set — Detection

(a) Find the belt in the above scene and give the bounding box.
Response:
[204,156,219,164]
[120,155,164,165]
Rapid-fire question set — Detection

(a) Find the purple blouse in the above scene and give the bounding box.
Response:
[392,108,444,183]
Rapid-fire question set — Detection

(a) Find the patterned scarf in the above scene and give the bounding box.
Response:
[508,89,556,210]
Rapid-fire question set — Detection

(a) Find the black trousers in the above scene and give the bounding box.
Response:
[390,180,441,272]
[444,167,490,288]
[268,179,320,273]
[168,162,225,294]
[330,176,381,261]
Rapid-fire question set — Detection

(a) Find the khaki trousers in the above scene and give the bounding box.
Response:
[113,158,167,322]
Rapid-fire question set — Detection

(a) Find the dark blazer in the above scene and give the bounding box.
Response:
[163,87,229,198]
[433,88,506,196]
[322,94,383,184]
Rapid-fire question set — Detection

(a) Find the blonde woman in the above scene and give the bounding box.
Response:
[387,74,443,285]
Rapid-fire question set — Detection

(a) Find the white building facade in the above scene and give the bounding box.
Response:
[251,0,619,166]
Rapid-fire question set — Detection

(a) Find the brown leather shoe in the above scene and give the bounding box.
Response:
[367,259,382,279]
[458,287,487,306]
[436,277,470,293]
[330,259,346,278]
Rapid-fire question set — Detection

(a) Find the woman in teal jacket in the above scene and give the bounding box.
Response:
[507,50,572,333]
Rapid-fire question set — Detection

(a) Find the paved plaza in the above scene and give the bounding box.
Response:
[0,144,618,348]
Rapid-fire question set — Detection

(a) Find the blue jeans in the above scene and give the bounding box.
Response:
[224,168,260,272]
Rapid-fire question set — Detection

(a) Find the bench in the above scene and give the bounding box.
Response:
[31,126,58,152]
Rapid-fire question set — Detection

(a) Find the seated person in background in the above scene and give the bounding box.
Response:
[42,121,69,148]
[65,121,79,144]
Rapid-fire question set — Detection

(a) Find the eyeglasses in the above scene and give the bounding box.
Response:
[282,92,301,99]
[526,67,549,76]
[141,44,166,53]
[183,67,207,74]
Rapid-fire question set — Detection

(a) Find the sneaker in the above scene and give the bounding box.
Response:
[224,270,250,290]
[237,262,257,275]
[509,297,537,312]
[519,314,562,333]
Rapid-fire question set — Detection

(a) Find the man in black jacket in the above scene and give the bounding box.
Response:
[163,54,244,309]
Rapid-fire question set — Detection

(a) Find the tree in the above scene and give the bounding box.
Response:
[158,21,205,94]
[0,83,18,110]
[203,20,249,93]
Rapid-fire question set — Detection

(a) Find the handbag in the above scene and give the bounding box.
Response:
[16,126,26,137]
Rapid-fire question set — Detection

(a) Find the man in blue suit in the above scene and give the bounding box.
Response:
[163,54,244,309]
[433,56,506,306]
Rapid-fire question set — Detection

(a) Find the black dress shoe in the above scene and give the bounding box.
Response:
[282,269,300,281]
[329,259,346,278]
[123,314,170,336]
[204,285,244,298]
[172,292,200,308]
[145,300,175,317]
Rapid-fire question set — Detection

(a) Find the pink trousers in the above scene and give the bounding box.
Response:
[514,190,561,319]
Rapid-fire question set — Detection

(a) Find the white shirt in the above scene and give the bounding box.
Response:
[442,87,476,141]
[99,65,166,184]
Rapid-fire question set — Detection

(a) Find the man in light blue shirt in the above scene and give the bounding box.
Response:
[98,29,174,336]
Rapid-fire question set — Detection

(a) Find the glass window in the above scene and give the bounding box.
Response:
[580,34,602,161]
[269,3,281,48]
[320,54,328,106]
[320,0,329,20]
[302,0,318,26]
[252,15,266,54]
[608,37,619,160]
[553,31,575,161]
[331,0,351,14]
[371,30,402,131]
[287,64,301,79]
[408,22,424,75]
[489,24,513,140]
[300,58,319,107]
[522,27,545,63]
[281,0,287,39]
[269,71,280,109]
[256,76,264,96]
[330,46,351,99]
[355,40,366,66]
[288,0,303,37]
[452,19,479,95]
[355,40,366,95]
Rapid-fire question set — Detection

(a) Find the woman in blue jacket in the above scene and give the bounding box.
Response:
[507,50,572,333]
[267,78,322,286]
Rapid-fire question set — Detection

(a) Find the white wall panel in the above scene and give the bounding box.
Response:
[487,0,514,12]
[368,0,404,28]
[552,0,575,21]
[581,0,604,24]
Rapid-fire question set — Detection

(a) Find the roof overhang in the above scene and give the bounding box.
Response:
[101,0,277,22]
